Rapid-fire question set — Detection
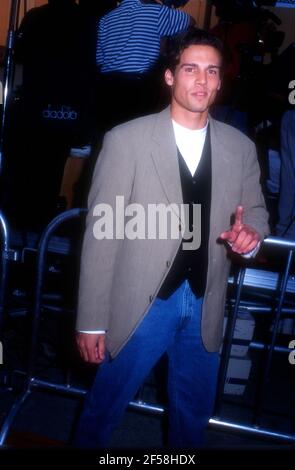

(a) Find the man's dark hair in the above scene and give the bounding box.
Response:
[165,27,225,73]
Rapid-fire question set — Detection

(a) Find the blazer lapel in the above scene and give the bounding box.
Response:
[150,107,183,213]
[209,115,231,230]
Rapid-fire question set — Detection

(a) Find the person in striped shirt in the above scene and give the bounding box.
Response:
[96,0,195,130]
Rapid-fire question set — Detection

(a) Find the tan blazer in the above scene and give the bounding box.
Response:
[76,107,269,358]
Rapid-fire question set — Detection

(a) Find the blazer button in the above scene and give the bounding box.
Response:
[179,224,182,231]
[166,260,171,267]
[149,295,153,302]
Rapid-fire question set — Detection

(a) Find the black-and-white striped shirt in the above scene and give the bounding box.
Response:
[96,0,190,73]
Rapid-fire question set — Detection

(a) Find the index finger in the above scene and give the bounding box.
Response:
[234,206,244,227]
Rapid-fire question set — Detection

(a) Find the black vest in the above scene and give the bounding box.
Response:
[157,125,212,299]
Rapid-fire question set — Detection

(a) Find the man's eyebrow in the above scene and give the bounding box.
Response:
[180,63,221,69]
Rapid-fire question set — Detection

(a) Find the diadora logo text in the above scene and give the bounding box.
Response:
[42,105,78,120]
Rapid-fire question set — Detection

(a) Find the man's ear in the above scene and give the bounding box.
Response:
[164,69,174,87]
[217,80,221,91]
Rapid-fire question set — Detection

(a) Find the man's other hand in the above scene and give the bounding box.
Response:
[220,206,261,255]
[76,332,106,364]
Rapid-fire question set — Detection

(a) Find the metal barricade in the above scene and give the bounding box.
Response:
[0,208,87,446]
[212,236,295,443]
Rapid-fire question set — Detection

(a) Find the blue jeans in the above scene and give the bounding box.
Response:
[277,110,295,239]
[74,280,220,448]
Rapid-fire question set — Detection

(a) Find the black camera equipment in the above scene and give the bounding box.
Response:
[162,0,189,6]
[212,0,277,23]
[211,0,284,118]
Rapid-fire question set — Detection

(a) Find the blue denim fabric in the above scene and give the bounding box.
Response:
[277,110,295,239]
[74,280,220,448]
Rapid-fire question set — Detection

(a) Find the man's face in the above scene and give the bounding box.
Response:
[165,45,222,117]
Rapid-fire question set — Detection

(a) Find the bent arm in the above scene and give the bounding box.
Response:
[76,130,135,333]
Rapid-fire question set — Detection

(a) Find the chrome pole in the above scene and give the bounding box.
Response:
[0,211,10,332]
[0,0,21,176]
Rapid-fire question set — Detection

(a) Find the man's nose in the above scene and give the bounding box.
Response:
[195,69,207,85]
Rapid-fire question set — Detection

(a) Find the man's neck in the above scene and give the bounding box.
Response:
[170,104,209,130]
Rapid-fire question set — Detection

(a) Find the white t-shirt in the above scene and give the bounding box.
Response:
[172,119,208,176]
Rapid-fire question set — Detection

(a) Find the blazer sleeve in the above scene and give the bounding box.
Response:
[241,140,270,240]
[76,129,135,331]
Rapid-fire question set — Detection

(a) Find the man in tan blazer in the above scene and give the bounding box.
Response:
[74,28,269,448]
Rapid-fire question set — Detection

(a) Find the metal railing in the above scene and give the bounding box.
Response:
[0,208,86,446]
[212,236,295,442]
